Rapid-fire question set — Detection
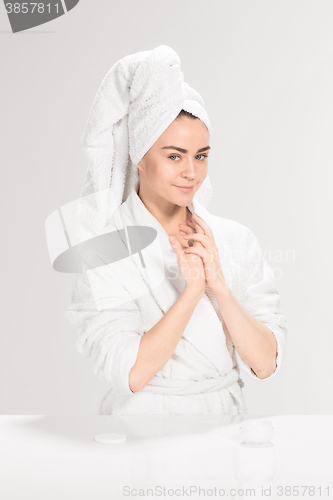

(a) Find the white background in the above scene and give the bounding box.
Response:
[1,0,332,414]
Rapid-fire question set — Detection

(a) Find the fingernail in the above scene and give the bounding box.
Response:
[170,237,176,245]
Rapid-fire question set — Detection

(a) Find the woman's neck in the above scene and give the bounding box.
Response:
[137,186,192,234]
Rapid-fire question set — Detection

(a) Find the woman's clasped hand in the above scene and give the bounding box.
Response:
[169,213,227,295]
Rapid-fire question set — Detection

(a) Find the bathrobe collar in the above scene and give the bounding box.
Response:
[123,183,197,224]
[114,183,212,254]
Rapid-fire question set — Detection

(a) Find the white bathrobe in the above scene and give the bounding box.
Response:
[65,185,287,415]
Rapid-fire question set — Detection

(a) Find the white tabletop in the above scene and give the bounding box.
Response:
[0,414,332,500]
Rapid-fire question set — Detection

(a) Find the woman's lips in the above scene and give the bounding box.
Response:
[174,185,195,193]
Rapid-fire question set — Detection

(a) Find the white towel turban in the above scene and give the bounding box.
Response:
[75,45,213,242]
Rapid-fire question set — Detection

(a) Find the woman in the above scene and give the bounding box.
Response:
[65,45,287,415]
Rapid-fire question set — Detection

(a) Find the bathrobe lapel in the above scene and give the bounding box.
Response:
[100,187,232,377]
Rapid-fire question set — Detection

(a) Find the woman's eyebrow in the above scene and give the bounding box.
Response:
[161,146,211,153]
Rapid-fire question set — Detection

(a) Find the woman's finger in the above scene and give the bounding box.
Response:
[181,232,214,252]
[178,223,196,247]
[190,214,217,248]
[178,223,193,235]
[184,242,225,290]
[190,215,204,235]
[180,219,203,248]
[183,245,206,257]
[187,216,205,249]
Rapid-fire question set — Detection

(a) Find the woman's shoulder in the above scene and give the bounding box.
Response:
[212,218,265,277]
[212,213,251,234]
[200,208,263,265]
[201,206,255,244]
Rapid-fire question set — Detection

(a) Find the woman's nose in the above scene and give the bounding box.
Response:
[182,158,197,177]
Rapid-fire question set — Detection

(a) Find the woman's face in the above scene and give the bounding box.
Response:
[137,116,210,207]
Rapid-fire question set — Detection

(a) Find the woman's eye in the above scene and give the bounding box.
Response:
[169,154,209,161]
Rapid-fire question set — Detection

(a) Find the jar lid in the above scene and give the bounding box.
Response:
[239,420,274,444]
[94,433,127,444]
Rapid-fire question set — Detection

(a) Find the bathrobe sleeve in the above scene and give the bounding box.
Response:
[234,227,288,381]
[65,267,144,398]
